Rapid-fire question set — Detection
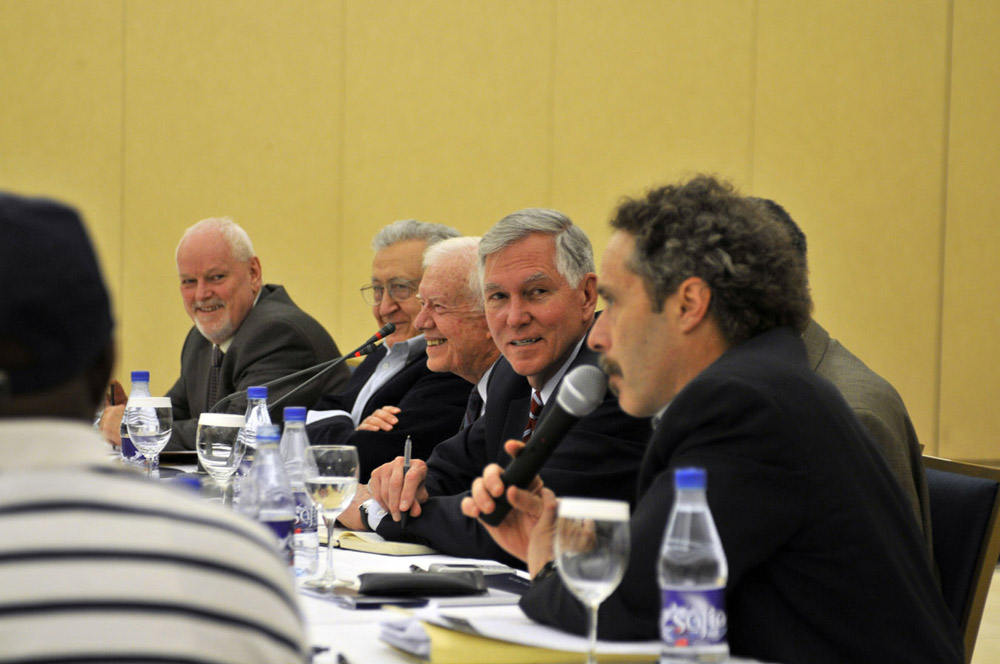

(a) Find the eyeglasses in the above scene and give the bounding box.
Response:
[360,278,419,306]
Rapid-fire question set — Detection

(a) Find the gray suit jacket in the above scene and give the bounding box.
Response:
[803,319,933,555]
[165,284,350,450]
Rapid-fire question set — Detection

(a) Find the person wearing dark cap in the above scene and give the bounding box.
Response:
[757,197,932,557]
[0,192,308,663]
[99,216,350,451]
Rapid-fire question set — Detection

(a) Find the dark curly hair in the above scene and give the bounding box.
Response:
[611,176,812,346]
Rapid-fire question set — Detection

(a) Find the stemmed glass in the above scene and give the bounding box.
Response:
[303,445,359,590]
[195,413,247,505]
[124,397,173,478]
[554,497,631,664]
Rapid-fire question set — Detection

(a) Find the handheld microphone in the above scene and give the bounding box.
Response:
[479,364,607,527]
[209,323,396,413]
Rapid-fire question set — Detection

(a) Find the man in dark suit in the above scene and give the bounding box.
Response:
[759,197,932,554]
[356,209,650,565]
[463,178,962,663]
[100,217,350,451]
[306,219,472,479]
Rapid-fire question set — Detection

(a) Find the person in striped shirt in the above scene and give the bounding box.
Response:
[0,191,308,664]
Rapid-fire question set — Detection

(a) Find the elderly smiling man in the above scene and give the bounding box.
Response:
[102,216,350,451]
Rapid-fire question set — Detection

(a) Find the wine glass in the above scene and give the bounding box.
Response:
[195,413,246,505]
[303,445,359,590]
[124,397,173,478]
[554,497,631,664]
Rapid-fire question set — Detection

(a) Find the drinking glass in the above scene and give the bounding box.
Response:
[554,497,631,664]
[195,413,247,505]
[303,445,359,590]
[125,397,173,478]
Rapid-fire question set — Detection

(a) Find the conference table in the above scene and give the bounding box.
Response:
[301,542,534,663]
[299,532,769,664]
[158,460,764,664]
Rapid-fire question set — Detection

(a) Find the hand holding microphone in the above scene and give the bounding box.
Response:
[478,365,607,527]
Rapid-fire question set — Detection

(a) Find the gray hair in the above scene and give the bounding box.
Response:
[478,208,594,287]
[176,217,255,263]
[423,236,484,310]
[371,219,460,253]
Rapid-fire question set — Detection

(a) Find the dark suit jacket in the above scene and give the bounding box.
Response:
[803,318,933,556]
[165,284,349,451]
[376,337,652,567]
[306,338,472,479]
[521,328,962,664]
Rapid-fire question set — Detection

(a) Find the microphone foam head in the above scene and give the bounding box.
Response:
[382,322,396,335]
[555,365,607,417]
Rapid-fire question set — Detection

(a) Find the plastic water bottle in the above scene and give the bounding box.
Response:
[120,371,150,467]
[248,424,296,567]
[658,467,729,663]
[233,386,271,514]
[280,406,319,577]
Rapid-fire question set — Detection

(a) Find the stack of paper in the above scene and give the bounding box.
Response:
[380,605,659,663]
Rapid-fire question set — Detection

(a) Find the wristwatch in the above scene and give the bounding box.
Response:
[533,560,558,583]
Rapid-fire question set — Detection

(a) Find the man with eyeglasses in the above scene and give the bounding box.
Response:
[306,219,474,478]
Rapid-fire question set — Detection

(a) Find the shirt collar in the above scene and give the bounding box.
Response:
[476,358,499,405]
[537,333,588,406]
[218,289,262,353]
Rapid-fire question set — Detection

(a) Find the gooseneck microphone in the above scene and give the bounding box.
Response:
[209,322,395,414]
[479,364,607,527]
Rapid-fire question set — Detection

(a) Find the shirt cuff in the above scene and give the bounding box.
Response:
[306,409,351,425]
[361,498,390,531]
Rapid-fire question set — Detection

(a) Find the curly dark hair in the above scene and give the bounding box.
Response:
[611,176,812,346]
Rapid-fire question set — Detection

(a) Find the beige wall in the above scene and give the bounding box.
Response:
[2,0,997,460]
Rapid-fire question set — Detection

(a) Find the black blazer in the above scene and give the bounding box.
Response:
[520,328,962,664]
[306,340,472,479]
[165,284,349,451]
[376,334,652,566]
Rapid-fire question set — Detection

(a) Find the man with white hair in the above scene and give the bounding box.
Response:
[102,217,350,450]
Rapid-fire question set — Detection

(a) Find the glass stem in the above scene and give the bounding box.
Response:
[587,603,599,664]
[148,453,159,479]
[324,516,337,583]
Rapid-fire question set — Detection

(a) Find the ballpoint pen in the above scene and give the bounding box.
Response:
[400,435,412,529]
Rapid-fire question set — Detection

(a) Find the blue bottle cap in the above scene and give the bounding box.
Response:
[674,467,707,490]
[283,406,306,422]
[247,386,268,400]
[257,424,281,442]
[170,475,203,493]
[131,370,150,382]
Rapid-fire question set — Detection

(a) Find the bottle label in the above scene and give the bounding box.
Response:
[262,517,295,566]
[294,491,318,532]
[660,588,727,648]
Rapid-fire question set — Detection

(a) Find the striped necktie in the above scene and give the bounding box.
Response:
[206,345,224,411]
[522,390,543,441]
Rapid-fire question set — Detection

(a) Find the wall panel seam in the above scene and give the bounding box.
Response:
[934,0,955,456]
